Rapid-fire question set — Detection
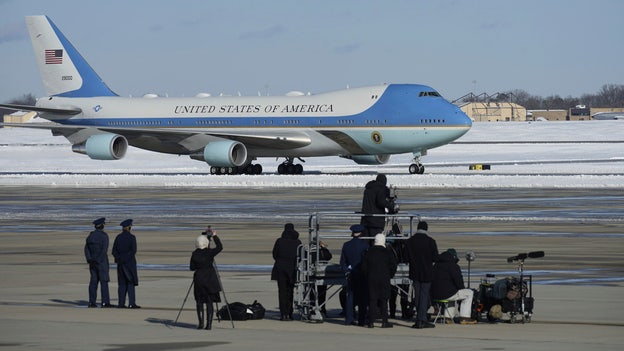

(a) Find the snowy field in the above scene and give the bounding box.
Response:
[1,120,623,188]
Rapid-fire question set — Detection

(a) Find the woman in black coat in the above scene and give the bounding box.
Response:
[271,223,302,321]
[190,231,223,330]
[362,234,397,328]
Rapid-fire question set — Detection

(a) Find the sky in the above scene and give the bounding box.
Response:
[1,0,623,102]
[2,120,623,188]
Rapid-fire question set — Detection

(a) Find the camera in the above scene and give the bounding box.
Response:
[201,226,213,237]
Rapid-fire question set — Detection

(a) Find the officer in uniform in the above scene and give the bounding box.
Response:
[84,217,112,308]
[112,219,140,308]
[340,224,370,326]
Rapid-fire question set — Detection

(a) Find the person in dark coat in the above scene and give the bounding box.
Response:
[361,234,397,328]
[84,217,112,308]
[190,229,223,330]
[360,174,395,236]
[432,248,477,324]
[271,223,302,321]
[112,219,140,309]
[405,221,438,328]
[339,224,370,326]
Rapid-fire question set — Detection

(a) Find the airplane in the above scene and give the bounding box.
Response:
[0,15,472,175]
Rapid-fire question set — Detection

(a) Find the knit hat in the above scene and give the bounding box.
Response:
[196,235,209,249]
[374,233,386,247]
[376,174,387,186]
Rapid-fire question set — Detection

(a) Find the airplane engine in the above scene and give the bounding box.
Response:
[200,140,248,167]
[72,133,128,160]
[349,154,391,165]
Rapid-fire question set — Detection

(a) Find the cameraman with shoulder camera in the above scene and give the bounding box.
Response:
[190,226,223,330]
[360,174,397,237]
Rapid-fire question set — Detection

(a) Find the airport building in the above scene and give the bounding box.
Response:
[459,101,526,122]
[2,111,36,127]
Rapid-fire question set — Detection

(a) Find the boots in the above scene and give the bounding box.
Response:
[205,303,214,330]
[196,302,204,329]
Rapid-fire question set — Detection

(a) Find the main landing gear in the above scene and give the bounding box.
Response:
[277,157,304,175]
[210,163,263,175]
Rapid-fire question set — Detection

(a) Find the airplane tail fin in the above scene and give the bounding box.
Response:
[25,16,117,97]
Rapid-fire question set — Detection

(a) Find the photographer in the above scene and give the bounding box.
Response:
[360,174,397,236]
[190,226,223,330]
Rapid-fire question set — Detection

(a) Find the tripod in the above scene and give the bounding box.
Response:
[506,251,543,323]
[213,260,235,329]
[174,280,193,326]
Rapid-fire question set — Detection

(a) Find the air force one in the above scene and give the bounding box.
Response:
[1,16,472,175]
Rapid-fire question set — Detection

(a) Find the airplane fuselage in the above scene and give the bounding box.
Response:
[37,84,471,158]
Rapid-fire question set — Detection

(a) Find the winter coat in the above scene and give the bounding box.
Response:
[360,179,393,229]
[112,229,139,285]
[361,245,398,300]
[405,229,439,282]
[190,235,223,303]
[271,228,302,284]
[340,236,369,274]
[84,229,110,281]
[431,250,465,300]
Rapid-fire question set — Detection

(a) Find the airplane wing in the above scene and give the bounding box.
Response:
[0,122,312,152]
[0,103,82,116]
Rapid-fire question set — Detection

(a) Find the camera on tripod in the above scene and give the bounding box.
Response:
[387,185,400,214]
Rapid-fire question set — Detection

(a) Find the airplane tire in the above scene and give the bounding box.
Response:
[294,164,303,174]
[252,164,263,174]
[409,163,425,174]
[286,164,295,174]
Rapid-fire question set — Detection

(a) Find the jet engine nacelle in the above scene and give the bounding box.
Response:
[72,133,128,160]
[349,154,391,165]
[194,140,248,167]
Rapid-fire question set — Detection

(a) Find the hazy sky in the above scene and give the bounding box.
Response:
[1,0,622,102]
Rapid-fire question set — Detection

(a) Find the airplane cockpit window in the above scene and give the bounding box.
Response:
[418,91,441,97]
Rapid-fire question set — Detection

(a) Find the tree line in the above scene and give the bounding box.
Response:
[460,84,624,110]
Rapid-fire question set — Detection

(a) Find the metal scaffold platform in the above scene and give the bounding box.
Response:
[294,211,420,322]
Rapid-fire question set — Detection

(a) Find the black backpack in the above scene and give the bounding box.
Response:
[217,302,250,320]
[248,300,265,319]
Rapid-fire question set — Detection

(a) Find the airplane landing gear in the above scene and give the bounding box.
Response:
[240,163,263,175]
[210,166,236,175]
[408,163,425,174]
[210,163,263,175]
[409,154,425,174]
[277,158,304,174]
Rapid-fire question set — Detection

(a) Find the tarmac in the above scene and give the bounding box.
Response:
[1,235,623,351]
[1,187,623,350]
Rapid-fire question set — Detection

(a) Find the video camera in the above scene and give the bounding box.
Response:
[507,251,544,263]
[387,185,400,214]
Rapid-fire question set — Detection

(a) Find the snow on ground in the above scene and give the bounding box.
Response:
[0,120,623,188]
